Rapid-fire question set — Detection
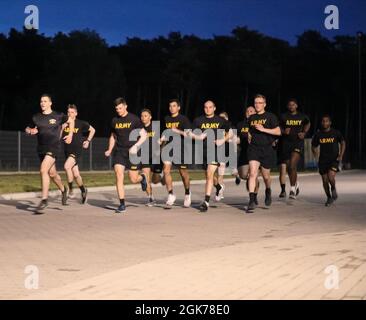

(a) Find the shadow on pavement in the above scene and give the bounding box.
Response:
[0,198,64,214]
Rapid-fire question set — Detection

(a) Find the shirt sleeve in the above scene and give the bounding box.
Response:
[270,113,279,128]
[29,115,37,128]
[82,121,91,133]
[110,119,116,134]
[303,114,310,125]
[135,117,144,130]
[337,130,345,143]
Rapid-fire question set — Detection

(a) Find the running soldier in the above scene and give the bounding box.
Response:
[160,99,192,208]
[247,94,281,212]
[191,100,230,212]
[236,106,260,201]
[62,104,95,204]
[104,97,148,213]
[278,99,311,199]
[311,115,346,206]
[25,94,75,212]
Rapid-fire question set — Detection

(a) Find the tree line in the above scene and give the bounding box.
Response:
[0,27,364,164]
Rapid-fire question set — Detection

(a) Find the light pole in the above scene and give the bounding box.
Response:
[357,31,363,167]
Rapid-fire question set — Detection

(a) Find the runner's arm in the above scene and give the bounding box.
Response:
[135,128,148,148]
[105,133,116,157]
[25,117,38,135]
[299,122,311,139]
[254,125,281,136]
[188,131,207,141]
[86,125,96,142]
[83,125,96,149]
[311,146,319,161]
[171,127,191,138]
[338,141,346,161]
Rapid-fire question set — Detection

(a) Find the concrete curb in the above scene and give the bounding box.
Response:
[0,179,209,200]
[0,172,323,201]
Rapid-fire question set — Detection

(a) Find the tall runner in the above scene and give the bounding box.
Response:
[62,104,95,204]
[311,115,346,206]
[246,94,281,212]
[278,99,311,199]
[104,97,148,213]
[236,106,260,201]
[191,100,230,212]
[25,94,75,212]
[160,99,192,208]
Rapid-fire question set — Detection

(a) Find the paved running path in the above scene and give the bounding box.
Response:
[0,171,365,300]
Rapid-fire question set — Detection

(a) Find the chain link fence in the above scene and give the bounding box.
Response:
[0,130,111,171]
[0,130,317,172]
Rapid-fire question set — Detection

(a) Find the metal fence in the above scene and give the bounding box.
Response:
[0,130,317,172]
[0,130,112,171]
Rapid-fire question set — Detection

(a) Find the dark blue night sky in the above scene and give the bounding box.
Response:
[0,0,365,45]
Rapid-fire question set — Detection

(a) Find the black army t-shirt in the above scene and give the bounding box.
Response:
[248,112,279,146]
[30,111,68,151]
[142,122,161,160]
[311,128,344,164]
[237,118,250,152]
[62,118,90,154]
[163,114,192,144]
[193,115,229,148]
[280,112,310,143]
[111,113,144,150]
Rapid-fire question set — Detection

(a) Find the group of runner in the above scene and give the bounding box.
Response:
[25,93,346,214]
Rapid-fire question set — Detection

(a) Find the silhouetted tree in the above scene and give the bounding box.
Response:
[0,27,364,164]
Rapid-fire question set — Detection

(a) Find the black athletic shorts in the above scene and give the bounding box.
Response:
[318,161,339,175]
[113,148,141,171]
[37,145,60,162]
[202,161,220,171]
[247,144,276,169]
[141,162,163,174]
[64,149,82,164]
[238,149,249,167]
[162,161,190,170]
[278,140,304,164]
